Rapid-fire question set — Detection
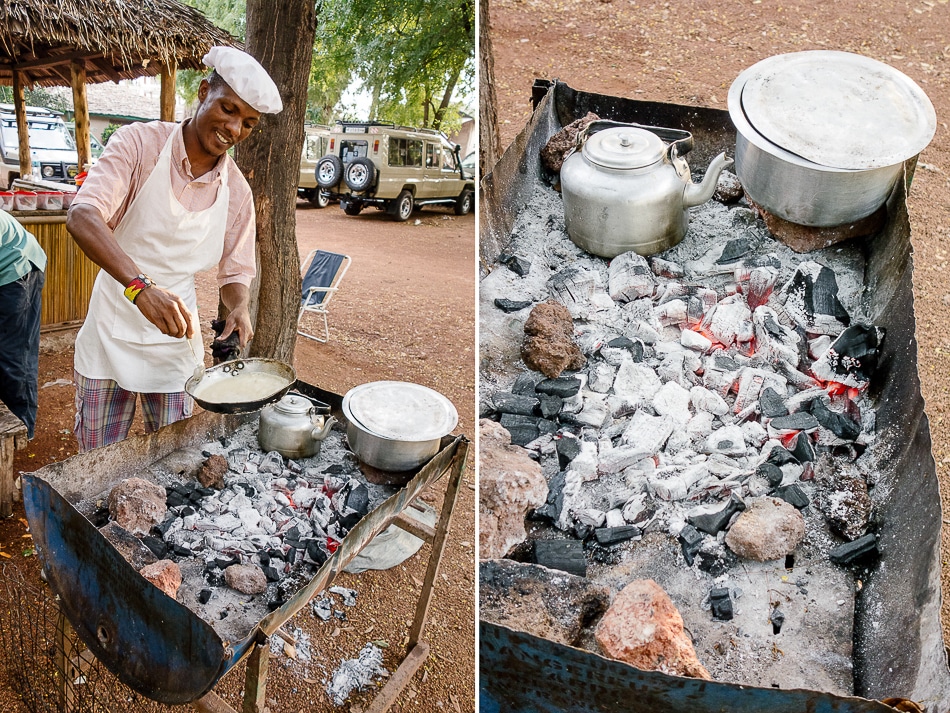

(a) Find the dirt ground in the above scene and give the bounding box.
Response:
[488,0,950,689]
[0,200,475,712]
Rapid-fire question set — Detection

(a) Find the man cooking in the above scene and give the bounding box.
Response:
[67,47,282,452]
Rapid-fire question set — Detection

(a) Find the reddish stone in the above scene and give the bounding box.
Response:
[197,454,228,490]
[725,496,805,561]
[224,563,267,595]
[541,112,600,175]
[522,301,586,379]
[108,477,167,536]
[139,560,182,599]
[595,579,711,679]
[751,197,886,253]
[479,419,548,559]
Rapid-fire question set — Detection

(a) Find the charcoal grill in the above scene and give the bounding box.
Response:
[21,381,468,711]
[479,79,950,710]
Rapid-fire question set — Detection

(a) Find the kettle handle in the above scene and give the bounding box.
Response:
[571,119,694,157]
[286,390,331,414]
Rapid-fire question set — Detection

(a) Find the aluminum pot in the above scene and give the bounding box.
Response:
[257,392,336,459]
[342,381,458,471]
[184,358,295,414]
[728,52,934,227]
[560,121,731,258]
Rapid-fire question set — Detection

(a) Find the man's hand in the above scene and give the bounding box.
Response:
[134,287,195,339]
[219,282,254,347]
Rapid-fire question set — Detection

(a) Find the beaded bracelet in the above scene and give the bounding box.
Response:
[123,273,155,304]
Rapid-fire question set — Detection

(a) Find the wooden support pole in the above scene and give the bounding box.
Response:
[12,71,30,183]
[241,635,270,713]
[193,691,239,713]
[160,61,177,122]
[365,641,431,713]
[70,60,91,173]
[406,443,467,649]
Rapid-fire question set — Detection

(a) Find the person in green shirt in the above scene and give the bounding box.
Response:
[0,210,46,438]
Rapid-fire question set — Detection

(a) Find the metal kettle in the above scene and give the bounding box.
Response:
[257,393,337,459]
[560,121,733,258]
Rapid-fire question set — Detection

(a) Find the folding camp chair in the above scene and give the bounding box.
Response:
[297,249,351,343]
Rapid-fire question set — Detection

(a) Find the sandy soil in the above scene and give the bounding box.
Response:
[0,199,475,712]
[487,0,950,688]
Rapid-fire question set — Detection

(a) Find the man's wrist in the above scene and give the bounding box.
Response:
[123,273,155,304]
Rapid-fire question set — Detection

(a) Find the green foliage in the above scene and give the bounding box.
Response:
[100,123,121,145]
[177,0,248,107]
[0,86,71,114]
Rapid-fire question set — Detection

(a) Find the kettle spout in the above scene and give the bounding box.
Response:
[683,152,734,208]
[311,415,338,442]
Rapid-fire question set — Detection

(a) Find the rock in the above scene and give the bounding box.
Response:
[540,111,600,175]
[479,419,548,559]
[139,559,182,599]
[522,301,586,379]
[595,579,711,679]
[714,170,743,203]
[752,197,886,253]
[814,453,871,540]
[108,477,168,536]
[99,522,158,570]
[479,559,610,647]
[197,454,228,490]
[224,564,268,595]
[725,497,805,561]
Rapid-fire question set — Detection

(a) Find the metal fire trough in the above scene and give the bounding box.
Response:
[21,381,468,711]
[479,80,950,711]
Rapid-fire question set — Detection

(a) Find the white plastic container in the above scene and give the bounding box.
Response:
[13,190,36,211]
[35,191,63,210]
[0,191,13,211]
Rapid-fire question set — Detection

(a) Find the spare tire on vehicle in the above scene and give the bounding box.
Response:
[344,157,377,192]
[316,155,343,188]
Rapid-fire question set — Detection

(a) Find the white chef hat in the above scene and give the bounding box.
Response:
[202,46,283,114]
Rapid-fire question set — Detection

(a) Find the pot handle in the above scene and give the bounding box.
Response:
[572,119,694,156]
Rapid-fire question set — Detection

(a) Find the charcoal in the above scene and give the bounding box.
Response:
[215,556,240,569]
[339,511,363,530]
[650,257,685,279]
[536,377,582,398]
[678,524,704,566]
[772,484,810,510]
[196,487,216,498]
[500,414,557,446]
[573,522,593,540]
[829,534,879,565]
[783,262,850,334]
[505,255,532,276]
[767,446,799,467]
[238,483,255,497]
[713,354,740,371]
[180,506,195,517]
[688,494,745,535]
[697,548,738,577]
[267,599,285,611]
[512,373,542,395]
[534,539,587,577]
[141,536,168,559]
[90,506,110,528]
[493,392,540,416]
[218,436,230,447]
[323,464,348,475]
[306,539,329,565]
[495,298,533,313]
[811,324,884,386]
[756,462,784,488]
[201,450,213,458]
[594,526,641,545]
[788,432,816,463]
[759,388,788,419]
[171,483,191,496]
[344,483,370,516]
[262,566,281,582]
[538,394,563,418]
[769,412,820,432]
[166,492,185,508]
[811,399,861,441]
[267,548,285,561]
[171,544,191,558]
[709,587,734,621]
[197,589,213,605]
[556,433,582,462]
[717,238,752,264]
[532,471,566,523]
[258,551,270,567]
[219,611,228,620]
[770,607,785,634]
[313,597,333,621]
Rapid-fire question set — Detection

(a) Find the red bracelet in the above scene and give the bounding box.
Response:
[123,274,155,304]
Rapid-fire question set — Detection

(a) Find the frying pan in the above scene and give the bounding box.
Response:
[184,357,296,414]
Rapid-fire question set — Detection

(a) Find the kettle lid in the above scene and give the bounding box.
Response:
[583,127,666,169]
[273,393,312,414]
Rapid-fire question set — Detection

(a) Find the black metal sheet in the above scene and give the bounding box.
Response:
[22,475,225,704]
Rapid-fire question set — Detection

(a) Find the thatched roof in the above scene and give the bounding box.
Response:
[0,0,235,87]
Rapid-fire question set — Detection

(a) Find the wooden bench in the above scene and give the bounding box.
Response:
[0,402,27,517]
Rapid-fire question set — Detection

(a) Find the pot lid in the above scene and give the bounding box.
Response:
[343,381,458,442]
[582,127,666,169]
[739,51,936,170]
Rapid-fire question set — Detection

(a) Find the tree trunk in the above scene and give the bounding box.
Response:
[432,65,462,131]
[237,0,317,363]
[479,0,502,175]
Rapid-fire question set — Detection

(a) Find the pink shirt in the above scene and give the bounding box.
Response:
[72,120,256,287]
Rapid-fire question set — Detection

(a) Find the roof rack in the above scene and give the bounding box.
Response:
[330,121,447,139]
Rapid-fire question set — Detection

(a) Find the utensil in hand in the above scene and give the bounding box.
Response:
[188,338,205,382]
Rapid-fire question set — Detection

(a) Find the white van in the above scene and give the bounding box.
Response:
[0,104,80,188]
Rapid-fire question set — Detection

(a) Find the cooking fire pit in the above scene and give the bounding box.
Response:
[479,80,950,711]
[21,381,468,708]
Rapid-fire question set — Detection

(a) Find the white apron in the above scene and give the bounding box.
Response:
[75,130,230,393]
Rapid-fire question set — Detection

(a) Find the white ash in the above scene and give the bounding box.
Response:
[270,627,313,663]
[483,182,882,693]
[326,643,389,706]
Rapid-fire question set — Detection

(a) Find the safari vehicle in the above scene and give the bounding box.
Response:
[297,124,333,207]
[314,121,474,221]
[0,104,80,188]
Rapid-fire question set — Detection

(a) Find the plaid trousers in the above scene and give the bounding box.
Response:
[73,371,193,452]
